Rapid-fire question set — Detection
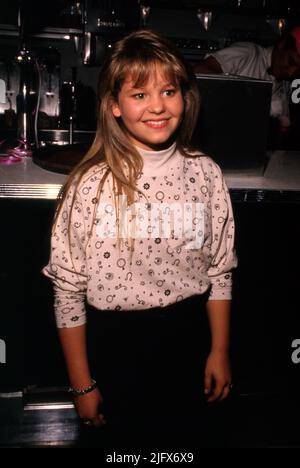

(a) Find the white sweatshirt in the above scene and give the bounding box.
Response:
[43,143,237,328]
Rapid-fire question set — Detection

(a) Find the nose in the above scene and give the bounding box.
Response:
[148,93,165,113]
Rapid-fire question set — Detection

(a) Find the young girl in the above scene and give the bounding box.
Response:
[43,30,237,448]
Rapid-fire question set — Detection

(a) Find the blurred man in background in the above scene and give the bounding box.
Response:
[194,26,300,135]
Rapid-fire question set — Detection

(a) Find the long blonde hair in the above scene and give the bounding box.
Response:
[53,29,200,247]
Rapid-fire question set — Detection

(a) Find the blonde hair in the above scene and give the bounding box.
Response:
[53,29,200,251]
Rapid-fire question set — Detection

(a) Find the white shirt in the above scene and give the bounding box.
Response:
[208,42,290,124]
[43,143,237,328]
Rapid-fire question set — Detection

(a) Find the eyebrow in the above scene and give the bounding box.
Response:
[128,82,178,90]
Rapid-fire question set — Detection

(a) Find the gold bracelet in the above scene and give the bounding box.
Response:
[68,379,97,397]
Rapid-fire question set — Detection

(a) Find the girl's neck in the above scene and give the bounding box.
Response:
[135,141,178,176]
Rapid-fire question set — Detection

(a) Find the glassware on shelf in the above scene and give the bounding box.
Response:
[140,5,151,28]
[196,9,214,32]
[7,46,36,161]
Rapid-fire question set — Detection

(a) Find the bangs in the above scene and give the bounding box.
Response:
[116,59,187,90]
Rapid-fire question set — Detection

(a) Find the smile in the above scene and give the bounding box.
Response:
[143,119,169,129]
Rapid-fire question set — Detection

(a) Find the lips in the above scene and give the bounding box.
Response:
[143,119,169,129]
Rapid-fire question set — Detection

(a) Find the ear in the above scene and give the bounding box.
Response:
[111,100,121,118]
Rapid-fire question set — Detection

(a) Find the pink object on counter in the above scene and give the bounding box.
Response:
[0,138,31,164]
[0,154,23,164]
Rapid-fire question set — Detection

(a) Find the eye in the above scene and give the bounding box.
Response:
[132,93,145,100]
[163,88,176,97]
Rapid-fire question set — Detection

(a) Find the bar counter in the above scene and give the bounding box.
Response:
[1,150,300,199]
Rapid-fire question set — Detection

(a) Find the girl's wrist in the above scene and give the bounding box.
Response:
[68,379,97,397]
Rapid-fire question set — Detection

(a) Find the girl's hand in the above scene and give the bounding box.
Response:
[204,350,232,403]
[73,387,106,428]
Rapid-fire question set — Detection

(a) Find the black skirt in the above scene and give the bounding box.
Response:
[80,291,222,449]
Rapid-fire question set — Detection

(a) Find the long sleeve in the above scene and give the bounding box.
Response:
[42,184,88,328]
[206,162,237,300]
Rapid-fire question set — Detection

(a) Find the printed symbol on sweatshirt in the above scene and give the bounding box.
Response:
[172,258,180,266]
[176,295,184,302]
[174,194,180,201]
[106,295,115,303]
[166,246,174,256]
[155,191,164,201]
[148,269,154,276]
[104,203,114,214]
[105,272,114,280]
[163,268,174,275]
[125,271,133,281]
[71,316,79,322]
[200,186,208,195]
[82,186,91,195]
[136,295,145,305]
[218,216,225,223]
[50,264,58,273]
[156,280,165,287]
[97,284,104,291]
[180,279,190,288]
[62,307,72,315]
[62,251,69,263]
[115,283,128,291]
[136,260,142,266]
[62,210,68,221]
[164,289,171,296]
[164,175,173,186]
[117,258,126,269]
[95,241,104,249]
[154,257,162,265]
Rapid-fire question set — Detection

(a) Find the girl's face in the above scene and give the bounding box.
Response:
[112,66,184,150]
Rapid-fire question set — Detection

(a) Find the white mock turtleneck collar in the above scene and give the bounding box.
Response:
[135,142,179,176]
